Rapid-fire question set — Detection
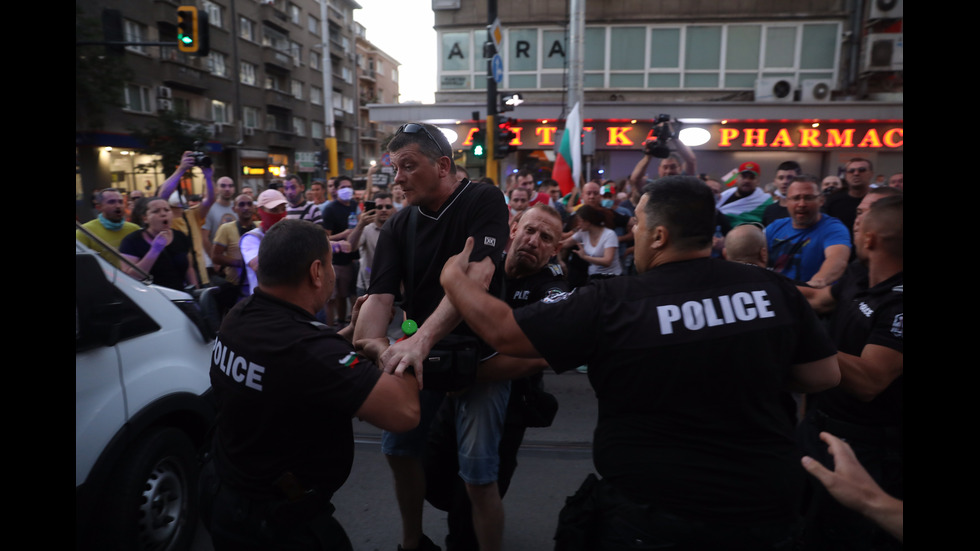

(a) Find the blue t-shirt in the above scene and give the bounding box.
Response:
[765,215,851,283]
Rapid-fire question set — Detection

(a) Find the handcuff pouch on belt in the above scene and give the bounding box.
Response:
[422,334,479,393]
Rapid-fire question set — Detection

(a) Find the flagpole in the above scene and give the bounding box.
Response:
[568,0,585,191]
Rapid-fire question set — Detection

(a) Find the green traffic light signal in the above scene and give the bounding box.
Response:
[177,6,210,55]
[470,129,486,158]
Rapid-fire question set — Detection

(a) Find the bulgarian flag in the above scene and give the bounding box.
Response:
[553,102,582,197]
[721,167,740,188]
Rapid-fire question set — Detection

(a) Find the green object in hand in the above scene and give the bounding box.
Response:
[401,319,418,337]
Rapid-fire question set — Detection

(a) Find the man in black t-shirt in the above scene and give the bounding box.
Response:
[823,157,874,242]
[441,176,841,549]
[321,175,359,326]
[201,220,419,551]
[353,123,509,551]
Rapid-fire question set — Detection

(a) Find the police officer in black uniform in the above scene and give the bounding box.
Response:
[440,176,842,550]
[796,192,903,550]
[200,219,420,551]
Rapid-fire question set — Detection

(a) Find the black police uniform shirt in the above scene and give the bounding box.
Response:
[811,261,903,427]
[502,260,570,424]
[513,257,837,522]
[210,288,381,498]
[368,179,509,338]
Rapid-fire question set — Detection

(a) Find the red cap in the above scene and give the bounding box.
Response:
[738,161,761,177]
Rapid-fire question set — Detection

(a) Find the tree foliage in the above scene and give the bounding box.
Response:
[129,109,213,173]
[76,4,131,129]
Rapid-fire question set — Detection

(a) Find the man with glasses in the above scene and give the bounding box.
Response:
[353,122,510,551]
[717,161,775,226]
[765,175,851,288]
[348,191,394,297]
[824,158,874,240]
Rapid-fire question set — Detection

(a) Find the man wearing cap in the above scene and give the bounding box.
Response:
[765,175,851,288]
[717,161,775,227]
[76,188,141,268]
[157,151,216,286]
[240,189,288,295]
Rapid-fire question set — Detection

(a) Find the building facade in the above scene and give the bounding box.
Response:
[76,0,392,221]
[369,0,903,187]
[355,21,401,177]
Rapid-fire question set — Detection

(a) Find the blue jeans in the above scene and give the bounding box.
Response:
[382,389,445,456]
[450,381,510,485]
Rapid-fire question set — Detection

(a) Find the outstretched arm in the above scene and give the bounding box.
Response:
[801,432,903,542]
[157,151,196,199]
[440,237,541,359]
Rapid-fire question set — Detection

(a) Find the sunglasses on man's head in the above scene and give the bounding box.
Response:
[398,123,450,158]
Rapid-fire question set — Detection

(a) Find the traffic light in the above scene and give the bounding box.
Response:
[470,129,486,158]
[177,6,210,55]
[494,117,517,159]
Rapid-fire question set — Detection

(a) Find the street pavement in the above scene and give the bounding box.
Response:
[193,369,600,551]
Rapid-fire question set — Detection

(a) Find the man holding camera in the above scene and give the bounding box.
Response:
[628,118,698,191]
[157,150,216,287]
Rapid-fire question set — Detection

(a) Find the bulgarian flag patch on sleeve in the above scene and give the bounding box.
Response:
[339,352,361,368]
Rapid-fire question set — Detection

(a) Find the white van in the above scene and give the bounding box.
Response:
[75,237,215,551]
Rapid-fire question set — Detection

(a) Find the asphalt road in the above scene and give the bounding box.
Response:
[193,369,600,550]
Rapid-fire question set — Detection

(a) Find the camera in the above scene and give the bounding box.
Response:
[190,151,212,168]
[644,114,675,158]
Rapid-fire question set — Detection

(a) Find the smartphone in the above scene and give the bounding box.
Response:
[363,200,376,211]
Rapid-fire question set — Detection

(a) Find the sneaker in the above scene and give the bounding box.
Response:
[576,365,588,374]
[398,534,441,551]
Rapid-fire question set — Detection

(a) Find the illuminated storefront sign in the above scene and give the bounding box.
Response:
[456,122,903,151]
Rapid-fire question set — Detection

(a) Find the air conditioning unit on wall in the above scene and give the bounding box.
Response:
[863,34,903,72]
[869,0,903,19]
[800,79,835,102]
[157,98,173,112]
[755,77,796,102]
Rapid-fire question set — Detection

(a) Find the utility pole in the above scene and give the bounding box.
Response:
[485,0,499,185]
[320,1,339,178]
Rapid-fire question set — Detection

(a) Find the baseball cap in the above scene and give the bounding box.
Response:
[256,189,287,209]
[738,161,761,177]
[168,191,186,207]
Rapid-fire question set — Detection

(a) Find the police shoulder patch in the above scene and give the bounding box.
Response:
[890,313,903,338]
[541,289,573,304]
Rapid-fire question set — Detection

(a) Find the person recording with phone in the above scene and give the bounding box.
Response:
[347,192,394,297]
